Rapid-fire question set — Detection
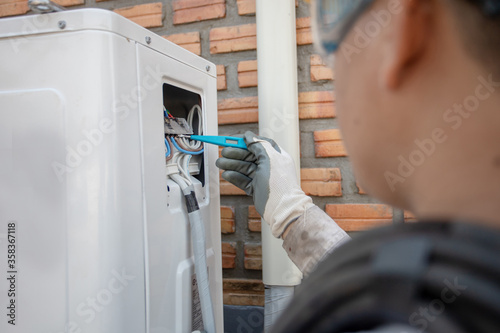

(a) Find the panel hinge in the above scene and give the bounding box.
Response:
[28,0,66,13]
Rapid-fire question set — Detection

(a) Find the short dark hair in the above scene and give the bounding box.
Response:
[449,0,500,75]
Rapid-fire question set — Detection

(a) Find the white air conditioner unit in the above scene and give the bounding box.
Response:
[0,8,223,333]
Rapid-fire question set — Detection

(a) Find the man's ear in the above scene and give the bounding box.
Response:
[383,0,432,89]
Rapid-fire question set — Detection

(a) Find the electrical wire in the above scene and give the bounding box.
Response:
[164,103,215,332]
[164,106,174,119]
[188,105,202,134]
[179,105,203,150]
[171,136,204,155]
[169,173,189,190]
[178,153,193,186]
[168,170,216,333]
[165,137,174,162]
[165,137,171,158]
[173,136,204,152]
[175,136,204,152]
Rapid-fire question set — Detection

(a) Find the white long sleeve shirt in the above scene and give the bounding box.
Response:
[280,205,422,333]
[282,205,351,276]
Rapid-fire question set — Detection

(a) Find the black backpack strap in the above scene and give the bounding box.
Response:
[271,221,500,333]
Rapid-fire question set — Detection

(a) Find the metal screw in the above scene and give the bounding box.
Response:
[145,36,151,44]
[58,20,66,29]
[206,65,211,72]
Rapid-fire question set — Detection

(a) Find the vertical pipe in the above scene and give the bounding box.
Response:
[256,0,303,329]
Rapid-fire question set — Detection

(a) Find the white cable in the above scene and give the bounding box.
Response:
[169,173,188,190]
[177,154,193,186]
[180,105,203,149]
[166,104,213,332]
[183,154,193,181]
[187,206,216,333]
[168,167,216,333]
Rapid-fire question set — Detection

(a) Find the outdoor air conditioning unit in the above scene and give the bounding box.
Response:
[0,8,223,333]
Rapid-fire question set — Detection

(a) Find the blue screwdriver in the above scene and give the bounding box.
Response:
[178,135,248,150]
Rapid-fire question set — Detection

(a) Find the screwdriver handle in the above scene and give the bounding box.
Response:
[190,135,248,150]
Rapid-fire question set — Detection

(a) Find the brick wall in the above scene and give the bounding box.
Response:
[1,0,408,308]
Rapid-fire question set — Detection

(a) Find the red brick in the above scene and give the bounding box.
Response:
[221,166,342,197]
[236,0,298,16]
[0,0,82,17]
[310,54,334,81]
[0,0,27,17]
[301,168,342,197]
[221,206,235,234]
[296,17,312,45]
[298,91,335,119]
[237,60,257,88]
[223,279,265,306]
[216,65,227,91]
[314,129,347,157]
[173,0,225,24]
[56,0,84,5]
[220,182,246,196]
[356,182,367,195]
[325,204,393,231]
[221,242,236,269]
[248,206,261,232]
[218,93,336,125]
[404,210,417,223]
[163,31,201,56]
[236,0,254,15]
[210,23,256,54]
[114,3,163,28]
[217,96,258,125]
[236,0,299,15]
[220,170,247,195]
[244,243,262,270]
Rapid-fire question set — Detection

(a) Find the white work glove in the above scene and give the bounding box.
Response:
[216,131,314,238]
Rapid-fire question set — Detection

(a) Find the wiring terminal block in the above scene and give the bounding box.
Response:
[164,105,204,180]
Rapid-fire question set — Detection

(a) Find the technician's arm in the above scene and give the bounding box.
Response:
[216,131,350,276]
[281,205,350,276]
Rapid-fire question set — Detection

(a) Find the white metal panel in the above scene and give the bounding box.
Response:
[136,44,223,333]
[0,29,147,333]
[0,89,67,332]
[0,8,222,333]
[0,9,217,79]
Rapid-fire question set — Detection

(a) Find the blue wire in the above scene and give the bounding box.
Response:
[164,138,171,157]
[170,137,204,155]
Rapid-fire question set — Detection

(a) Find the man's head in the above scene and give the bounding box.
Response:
[314,0,500,222]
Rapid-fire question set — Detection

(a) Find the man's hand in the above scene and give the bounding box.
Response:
[216,131,314,238]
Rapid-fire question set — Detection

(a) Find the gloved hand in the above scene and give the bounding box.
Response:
[216,131,314,238]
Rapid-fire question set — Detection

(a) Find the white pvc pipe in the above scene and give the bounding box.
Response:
[256,0,302,288]
[256,0,302,329]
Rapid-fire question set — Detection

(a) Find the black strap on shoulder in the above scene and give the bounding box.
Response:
[271,221,500,333]
[467,0,500,17]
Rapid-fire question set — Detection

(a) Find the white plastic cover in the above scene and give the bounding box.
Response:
[0,8,222,333]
